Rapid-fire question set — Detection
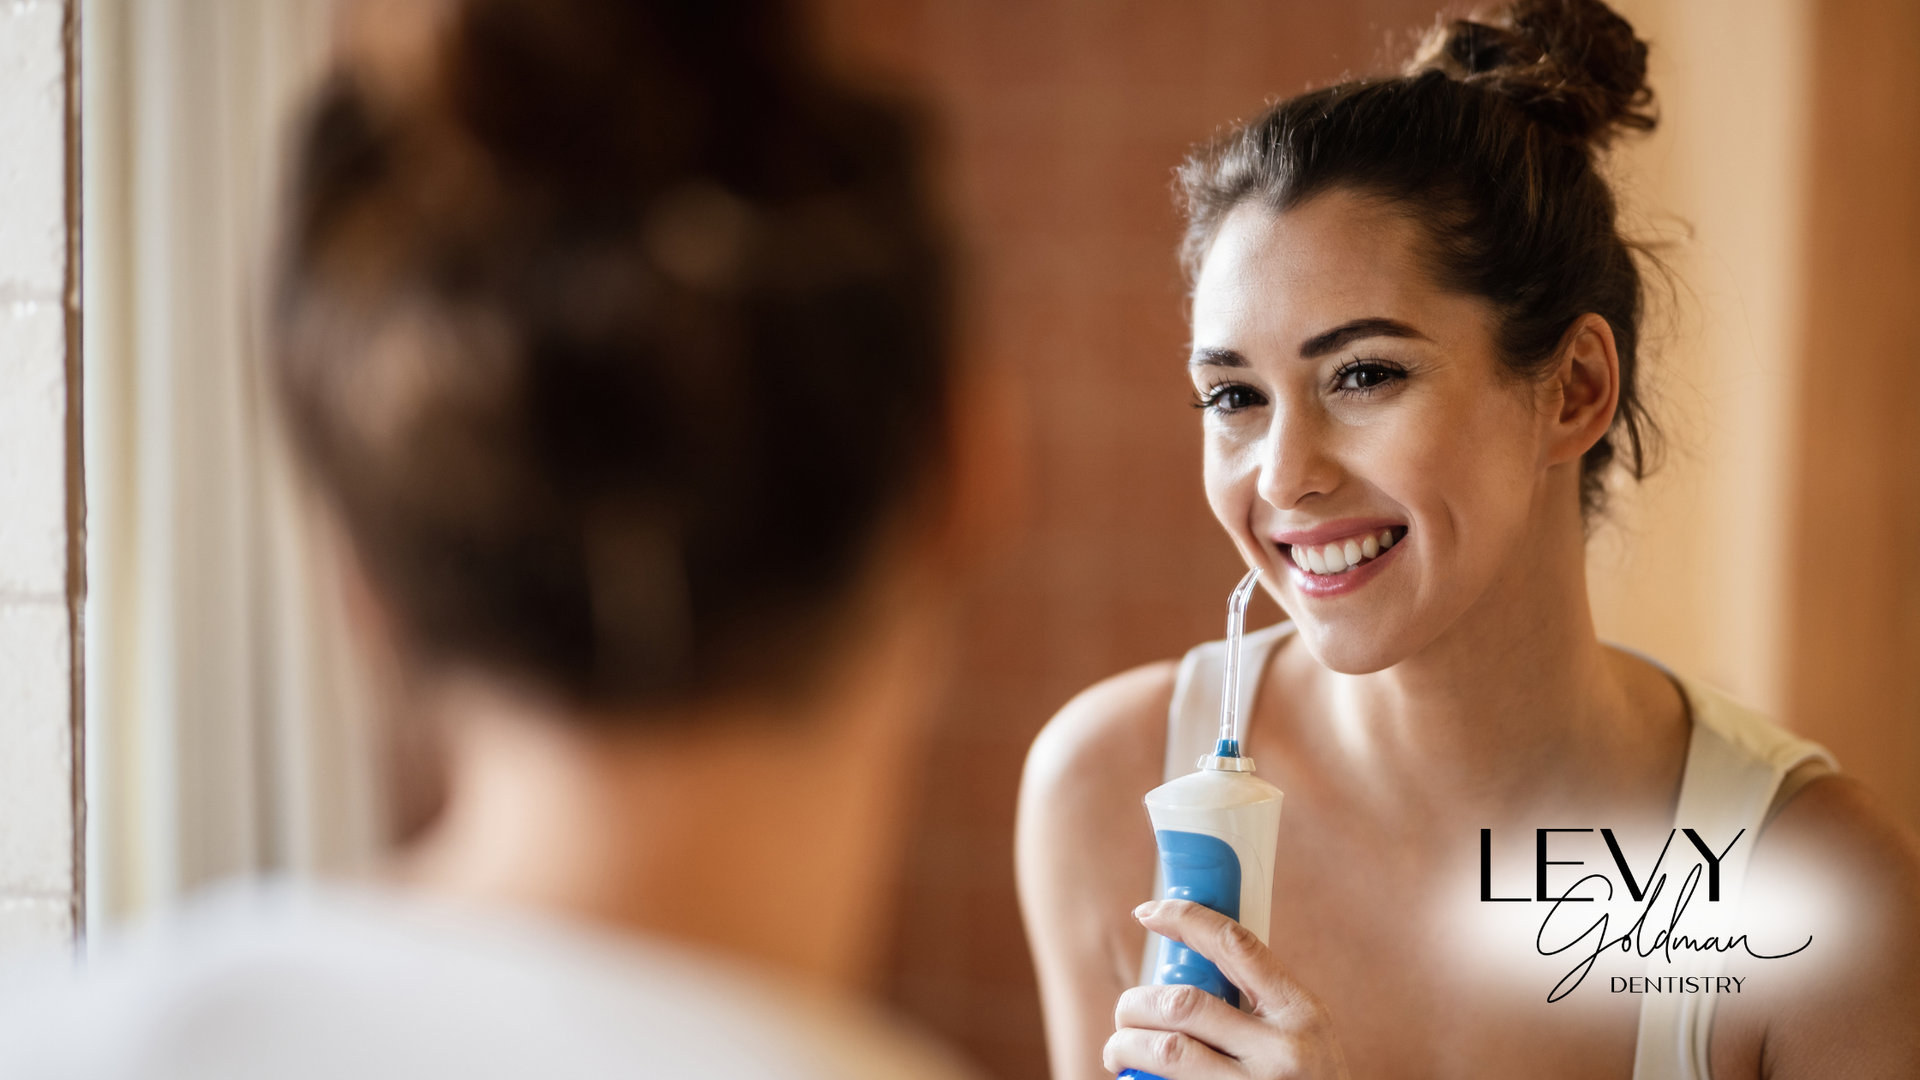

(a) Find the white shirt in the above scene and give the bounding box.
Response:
[0,883,978,1080]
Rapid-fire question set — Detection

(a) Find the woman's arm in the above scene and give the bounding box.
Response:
[1017,663,1177,1080]
[1711,774,1920,1078]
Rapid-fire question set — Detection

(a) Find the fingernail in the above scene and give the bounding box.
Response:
[1133,901,1157,920]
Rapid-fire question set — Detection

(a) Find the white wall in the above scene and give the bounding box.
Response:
[0,0,79,959]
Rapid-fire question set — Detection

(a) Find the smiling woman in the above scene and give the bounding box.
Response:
[1185,192,1618,669]
[1014,1,1920,1079]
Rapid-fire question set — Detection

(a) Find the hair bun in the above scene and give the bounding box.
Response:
[1409,0,1656,147]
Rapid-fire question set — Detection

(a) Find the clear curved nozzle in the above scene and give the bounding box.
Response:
[1215,567,1262,758]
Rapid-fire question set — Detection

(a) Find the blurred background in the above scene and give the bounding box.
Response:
[0,0,1904,1078]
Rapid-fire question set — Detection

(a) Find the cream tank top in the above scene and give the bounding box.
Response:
[1146,622,1836,1080]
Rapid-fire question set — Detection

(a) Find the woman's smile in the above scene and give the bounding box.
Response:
[1275,523,1409,597]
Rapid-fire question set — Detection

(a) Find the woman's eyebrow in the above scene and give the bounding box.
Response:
[1188,346,1249,368]
[1189,319,1428,368]
[1299,317,1426,358]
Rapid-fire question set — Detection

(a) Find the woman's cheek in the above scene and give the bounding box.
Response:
[1202,431,1264,539]
[1395,398,1537,582]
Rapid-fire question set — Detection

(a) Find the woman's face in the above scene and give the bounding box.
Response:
[1191,191,1559,673]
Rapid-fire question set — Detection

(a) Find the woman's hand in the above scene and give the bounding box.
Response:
[1103,900,1353,1080]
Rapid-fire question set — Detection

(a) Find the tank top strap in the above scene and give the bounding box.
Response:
[1631,674,1837,1080]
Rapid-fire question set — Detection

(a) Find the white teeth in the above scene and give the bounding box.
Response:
[1290,528,1402,577]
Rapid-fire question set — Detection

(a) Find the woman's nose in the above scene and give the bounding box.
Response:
[1256,403,1340,510]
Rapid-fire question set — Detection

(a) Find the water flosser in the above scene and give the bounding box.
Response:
[1120,568,1284,1080]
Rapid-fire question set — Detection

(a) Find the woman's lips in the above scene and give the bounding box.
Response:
[1276,525,1408,597]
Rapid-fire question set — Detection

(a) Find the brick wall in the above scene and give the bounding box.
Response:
[0,0,79,959]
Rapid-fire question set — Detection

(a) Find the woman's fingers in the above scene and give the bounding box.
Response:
[1133,900,1320,1020]
[1125,902,1354,1079]
[1114,982,1267,1054]
[1104,1025,1246,1080]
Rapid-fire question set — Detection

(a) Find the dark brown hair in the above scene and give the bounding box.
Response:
[274,0,949,712]
[1179,0,1659,515]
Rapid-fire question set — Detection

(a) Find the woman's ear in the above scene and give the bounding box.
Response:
[1543,313,1621,467]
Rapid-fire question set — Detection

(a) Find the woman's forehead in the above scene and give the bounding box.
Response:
[1191,193,1448,353]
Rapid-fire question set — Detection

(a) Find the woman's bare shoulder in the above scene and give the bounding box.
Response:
[1756,771,1920,915]
[1022,660,1179,805]
[1761,771,1920,920]
[1719,774,1920,1076]
[1017,659,1180,1060]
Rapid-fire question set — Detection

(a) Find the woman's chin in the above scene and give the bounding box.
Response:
[1292,618,1417,676]
[1282,567,1432,674]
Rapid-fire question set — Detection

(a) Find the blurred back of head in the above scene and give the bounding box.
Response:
[276,0,950,714]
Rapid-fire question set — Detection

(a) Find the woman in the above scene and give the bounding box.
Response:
[1016,2,1920,1078]
[0,1,983,1077]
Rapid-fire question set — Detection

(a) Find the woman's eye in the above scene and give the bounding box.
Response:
[1333,360,1406,393]
[1194,383,1267,414]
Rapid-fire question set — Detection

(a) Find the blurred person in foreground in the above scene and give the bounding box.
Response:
[0,1,989,1076]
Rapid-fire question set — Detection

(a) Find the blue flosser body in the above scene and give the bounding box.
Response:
[1120,569,1284,1080]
